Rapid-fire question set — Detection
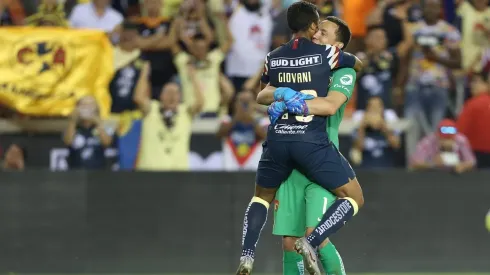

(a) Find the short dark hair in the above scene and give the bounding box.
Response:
[325,16,351,50]
[287,1,319,33]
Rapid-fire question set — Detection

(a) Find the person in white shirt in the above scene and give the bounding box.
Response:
[226,0,272,92]
[69,0,123,33]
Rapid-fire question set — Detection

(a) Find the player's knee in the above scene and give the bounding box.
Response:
[282,236,298,251]
[254,184,277,204]
[334,178,364,210]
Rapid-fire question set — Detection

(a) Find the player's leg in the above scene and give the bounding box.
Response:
[305,183,346,275]
[237,141,293,275]
[273,170,309,275]
[291,142,363,262]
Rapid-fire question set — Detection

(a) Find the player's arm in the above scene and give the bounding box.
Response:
[306,68,356,116]
[256,53,272,103]
[256,83,276,105]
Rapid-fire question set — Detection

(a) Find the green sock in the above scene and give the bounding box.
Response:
[318,242,346,275]
[283,251,304,275]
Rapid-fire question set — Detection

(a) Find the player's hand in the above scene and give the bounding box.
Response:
[274,87,314,101]
[284,92,312,115]
[267,101,287,124]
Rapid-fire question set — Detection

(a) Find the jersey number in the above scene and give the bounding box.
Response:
[281,90,317,123]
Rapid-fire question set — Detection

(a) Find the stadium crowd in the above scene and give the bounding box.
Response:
[1,0,490,171]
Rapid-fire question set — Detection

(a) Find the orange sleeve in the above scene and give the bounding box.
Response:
[456,101,473,137]
[8,0,26,26]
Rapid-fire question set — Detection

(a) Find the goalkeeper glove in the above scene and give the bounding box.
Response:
[273,87,314,116]
[268,101,287,125]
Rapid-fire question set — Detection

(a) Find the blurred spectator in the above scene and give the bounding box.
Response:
[133,0,178,99]
[25,0,68,27]
[216,90,268,170]
[2,144,25,171]
[405,0,461,136]
[226,0,272,92]
[176,0,215,52]
[341,0,376,52]
[410,119,476,173]
[0,0,25,25]
[356,25,408,110]
[456,0,490,71]
[112,0,140,17]
[272,0,335,49]
[134,64,203,171]
[110,21,147,113]
[457,72,490,168]
[173,20,232,116]
[69,0,123,32]
[351,97,401,168]
[223,0,239,17]
[382,0,422,48]
[63,96,114,170]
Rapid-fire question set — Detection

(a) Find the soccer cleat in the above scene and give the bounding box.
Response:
[236,255,254,275]
[295,237,321,275]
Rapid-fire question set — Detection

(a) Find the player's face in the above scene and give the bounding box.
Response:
[160,83,181,109]
[365,29,387,52]
[307,12,321,39]
[312,21,342,48]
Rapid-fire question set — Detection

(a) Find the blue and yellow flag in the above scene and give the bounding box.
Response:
[0,27,114,117]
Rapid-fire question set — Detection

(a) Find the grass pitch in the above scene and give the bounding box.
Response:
[6,273,490,275]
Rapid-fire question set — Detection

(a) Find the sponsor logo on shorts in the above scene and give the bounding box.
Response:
[270,54,322,69]
[315,200,352,236]
[274,124,308,135]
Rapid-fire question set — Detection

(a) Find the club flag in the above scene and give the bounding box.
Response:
[0,27,114,117]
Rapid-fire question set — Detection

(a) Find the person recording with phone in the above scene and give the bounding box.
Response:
[63,96,114,170]
[216,90,268,170]
[410,119,476,173]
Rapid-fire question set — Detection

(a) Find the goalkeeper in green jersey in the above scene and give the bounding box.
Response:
[257,17,357,275]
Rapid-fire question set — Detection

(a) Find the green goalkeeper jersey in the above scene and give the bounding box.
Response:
[327,68,356,147]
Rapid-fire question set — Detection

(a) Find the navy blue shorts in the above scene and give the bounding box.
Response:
[256,141,356,190]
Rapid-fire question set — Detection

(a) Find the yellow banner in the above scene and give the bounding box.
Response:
[0,27,114,117]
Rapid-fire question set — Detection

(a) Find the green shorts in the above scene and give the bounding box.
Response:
[273,169,337,237]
